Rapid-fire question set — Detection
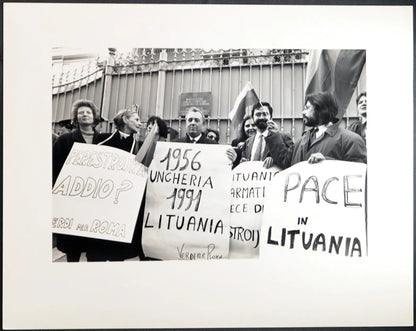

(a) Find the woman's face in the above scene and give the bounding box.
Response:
[77,106,94,127]
[147,121,155,133]
[124,113,141,134]
[243,118,256,137]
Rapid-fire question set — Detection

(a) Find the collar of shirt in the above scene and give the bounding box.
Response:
[250,130,268,161]
[315,124,331,139]
[255,129,269,140]
[188,133,202,142]
[118,131,130,139]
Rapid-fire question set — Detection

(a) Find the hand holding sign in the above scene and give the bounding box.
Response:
[260,160,367,259]
[142,142,232,260]
[52,143,148,243]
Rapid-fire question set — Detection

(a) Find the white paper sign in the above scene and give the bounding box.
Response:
[52,143,148,243]
[261,160,367,258]
[142,142,231,260]
[230,161,280,258]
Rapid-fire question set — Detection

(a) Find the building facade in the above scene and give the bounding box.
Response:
[52,48,366,143]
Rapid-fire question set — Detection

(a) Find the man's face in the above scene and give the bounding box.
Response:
[186,111,204,138]
[253,106,271,131]
[302,101,318,127]
[357,95,367,118]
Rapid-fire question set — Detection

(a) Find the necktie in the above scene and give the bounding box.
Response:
[252,135,264,161]
[307,128,318,150]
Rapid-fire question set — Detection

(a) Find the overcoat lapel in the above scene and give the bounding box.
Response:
[246,136,255,160]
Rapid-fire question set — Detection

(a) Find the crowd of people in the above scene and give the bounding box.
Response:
[52,90,367,262]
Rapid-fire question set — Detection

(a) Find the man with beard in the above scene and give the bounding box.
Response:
[240,102,293,170]
[174,107,237,162]
[291,91,367,165]
[348,92,367,143]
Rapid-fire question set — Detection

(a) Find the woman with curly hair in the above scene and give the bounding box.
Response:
[53,99,102,262]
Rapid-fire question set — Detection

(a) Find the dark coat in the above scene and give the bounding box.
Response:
[347,121,366,142]
[173,133,218,144]
[86,130,143,261]
[231,137,246,168]
[96,131,141,154]
[52,129,100,185]
[240,130,294,170]
[52,128,100,259]
[291,125,367,166]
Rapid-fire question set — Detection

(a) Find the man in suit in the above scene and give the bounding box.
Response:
[240,102,293,170]
[174,107,236,162]
[291,91,367,165]
[174,107,217,144]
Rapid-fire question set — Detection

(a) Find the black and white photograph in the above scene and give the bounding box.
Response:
[3,2,414,329]
[51,47,367,262]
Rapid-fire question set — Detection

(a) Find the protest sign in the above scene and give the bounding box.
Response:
[142,142,231,260]
[52,143,148,243]
[230,161,279,258]
[260,160,367,258]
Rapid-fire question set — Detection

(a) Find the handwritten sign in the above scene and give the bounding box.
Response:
[142,142,231,260]
[230,161,279,258]
[52,143,148,243]
[260,160,367,258]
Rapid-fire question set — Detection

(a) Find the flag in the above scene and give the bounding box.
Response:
[135,123,159,167]
[229,82,259,129]
[305,49,366,121]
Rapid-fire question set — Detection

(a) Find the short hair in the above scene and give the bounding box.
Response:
[305,91,339,125]
[186,107,206,123]
[206,128,220,142]
[113,108,139,130]
[356,92,366,105]
[148,115,168,138]
[251,102,273,118]
[72,99,101,127]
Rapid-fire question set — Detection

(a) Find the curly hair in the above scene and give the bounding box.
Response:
[71,99,101,127]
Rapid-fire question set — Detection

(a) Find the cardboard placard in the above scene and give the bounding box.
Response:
[52,143,148,243]
[142,142,231,260]
[261,160,367,258]
[230,161,280,258]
